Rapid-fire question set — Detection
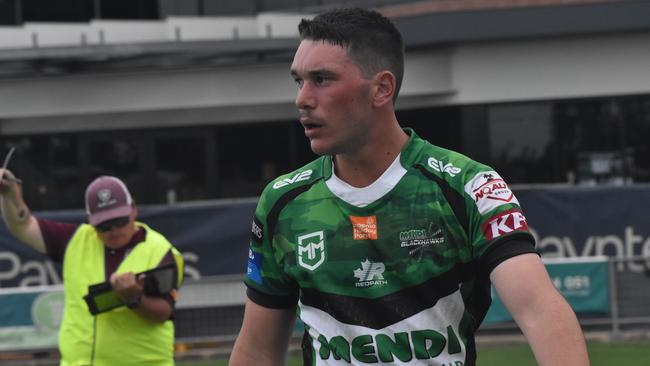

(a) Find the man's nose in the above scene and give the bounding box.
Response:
[295,82,315,110]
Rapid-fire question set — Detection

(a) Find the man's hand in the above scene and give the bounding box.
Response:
[110,272,145,305]
[0,168,20,195]
[0,168,46,254]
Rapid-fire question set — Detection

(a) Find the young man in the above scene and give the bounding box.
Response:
[230,7,590,366]
[0,172,184,366]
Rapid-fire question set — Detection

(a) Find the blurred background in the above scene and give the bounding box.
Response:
[0,0,649,364]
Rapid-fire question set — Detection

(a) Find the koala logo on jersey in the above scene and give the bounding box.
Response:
[297,231,326,271]
[464,171,519,215]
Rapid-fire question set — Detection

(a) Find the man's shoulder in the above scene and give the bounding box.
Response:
[410,139,491,184]
[253,157,326,219]
[262,157,326,197]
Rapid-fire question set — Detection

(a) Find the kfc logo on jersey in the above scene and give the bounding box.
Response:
[464,171,519,214]
[482,209,529,240]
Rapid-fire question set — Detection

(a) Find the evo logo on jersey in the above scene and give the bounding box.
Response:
[482,209,529,240]
[353,259,387,287]
[428,157,462,177]
[464,171,519,215]
[350,215,378,240]
[297,231,326,271]
[272,170,313,189]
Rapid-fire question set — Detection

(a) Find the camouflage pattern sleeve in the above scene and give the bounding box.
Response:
[244,185,300,309]
[243,162,323,309]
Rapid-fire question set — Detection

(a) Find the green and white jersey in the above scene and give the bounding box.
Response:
[245,129,535,366]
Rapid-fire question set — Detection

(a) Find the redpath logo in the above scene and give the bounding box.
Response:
[482,209,529,240]
[464,171,519,215]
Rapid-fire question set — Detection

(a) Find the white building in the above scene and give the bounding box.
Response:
[0,0,648,209]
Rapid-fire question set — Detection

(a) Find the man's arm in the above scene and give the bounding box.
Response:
[491,253,590,366]
[110,271,176,323]
[0,169,46,254]
[229,299,296,366]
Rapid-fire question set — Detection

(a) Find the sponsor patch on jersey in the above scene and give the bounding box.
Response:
[350,215,378,240]
[250,216,263,243]
[297,231,326,271]
[272,170,313,189]
[399,223,446,260]
[464,171,519,215]
[399,226,445,248]
[246,248,263,284]
[353,259,388,287]
[481,208,529,240]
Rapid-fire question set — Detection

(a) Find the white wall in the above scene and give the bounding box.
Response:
[1,30,649,134]
[0,14,308,49]
[166,16,258,40]
[450,32,650,104]
[256,12,311,38]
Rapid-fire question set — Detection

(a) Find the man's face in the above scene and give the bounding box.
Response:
[290,40,374,156]
[95,211,137,249]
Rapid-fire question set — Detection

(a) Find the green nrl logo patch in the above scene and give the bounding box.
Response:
[297,231,326,271]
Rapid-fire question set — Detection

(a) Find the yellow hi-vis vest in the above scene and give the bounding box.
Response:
[59,222,184,366]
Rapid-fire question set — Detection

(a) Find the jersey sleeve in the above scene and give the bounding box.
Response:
[244,191,299,309]
[461,169,537,273]
[37,218,79,262]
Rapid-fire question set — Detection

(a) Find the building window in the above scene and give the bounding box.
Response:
[22,0,93,22]
[487,103,557,183]
[217,122,296,198]
[1,135,81,210]
[155,135,208,203]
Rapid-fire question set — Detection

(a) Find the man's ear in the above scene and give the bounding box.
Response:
[372,71,396,108]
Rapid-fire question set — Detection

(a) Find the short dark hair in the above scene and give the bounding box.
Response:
[298,8,405,102]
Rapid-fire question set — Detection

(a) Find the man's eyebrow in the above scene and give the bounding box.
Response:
[291,68,336,78]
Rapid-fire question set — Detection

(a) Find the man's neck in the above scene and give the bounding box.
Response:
[333,125,408,188]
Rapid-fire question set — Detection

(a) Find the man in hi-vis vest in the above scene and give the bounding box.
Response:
[0,171,184,366]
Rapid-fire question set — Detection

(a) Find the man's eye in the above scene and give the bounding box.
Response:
[315,76,326,84]
[293,78,304,88]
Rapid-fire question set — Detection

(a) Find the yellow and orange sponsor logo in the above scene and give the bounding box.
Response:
[350,215,378,240]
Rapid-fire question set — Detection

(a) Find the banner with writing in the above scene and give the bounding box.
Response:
[484,257,610,324]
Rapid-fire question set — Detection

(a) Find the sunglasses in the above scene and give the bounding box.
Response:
[95,216,130,233]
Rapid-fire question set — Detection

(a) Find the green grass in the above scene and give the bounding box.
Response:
[477,340,650,366]
[180,340,650,366]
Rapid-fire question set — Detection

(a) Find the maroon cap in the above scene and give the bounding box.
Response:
[85,176,134,226]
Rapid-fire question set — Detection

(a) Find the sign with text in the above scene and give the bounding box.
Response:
[0,286,63,350]
[484,257,610,324]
